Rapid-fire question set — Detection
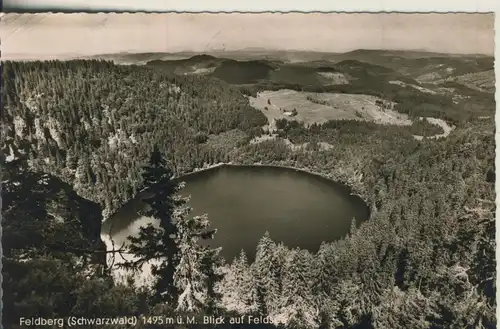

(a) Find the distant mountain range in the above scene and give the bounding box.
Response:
[5,48,492,97]
[85,48,493,64]
[87,49,492,94]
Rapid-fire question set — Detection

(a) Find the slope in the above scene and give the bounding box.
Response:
[2,60,267,215]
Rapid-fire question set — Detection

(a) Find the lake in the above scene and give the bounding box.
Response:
[101,165,369,262]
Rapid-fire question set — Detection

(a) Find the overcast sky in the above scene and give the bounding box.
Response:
[0,13,494,60]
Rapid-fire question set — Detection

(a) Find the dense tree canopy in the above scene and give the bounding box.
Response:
[1,59,495,329]
[2,60,267,214]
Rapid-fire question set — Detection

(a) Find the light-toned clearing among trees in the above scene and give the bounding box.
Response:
[436,69,495,93]
[188,67,217,75]
[317,72,350,84]
[388,80,437,94]
[249,89,412,126]
[249,89,455,142]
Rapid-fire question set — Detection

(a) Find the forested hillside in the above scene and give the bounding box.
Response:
[229,118,495,328]
[1,59,495,329]
[147,54,494,125]
[2,60,267,214]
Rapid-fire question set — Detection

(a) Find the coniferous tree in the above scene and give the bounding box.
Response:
[349,217,357,236]
[122,146,181,305]
[372,287,436,329]
[217,250,259,314]
[124,147,222,312]
[174,211,222,312]
[252,232,281,315]
[277,249,318,329]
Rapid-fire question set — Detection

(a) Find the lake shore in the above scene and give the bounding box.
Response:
[103,162,371,287]
[176,162,371,215]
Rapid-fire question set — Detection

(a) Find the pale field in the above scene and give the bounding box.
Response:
[446,70,494,93]
[388,80,437,94]
[249,89,412,127]
[317,72,350,84]
[189,67,217,75]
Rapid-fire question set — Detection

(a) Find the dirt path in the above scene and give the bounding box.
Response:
[413,117,455,140]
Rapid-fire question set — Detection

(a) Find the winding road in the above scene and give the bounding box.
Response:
[413,117,455,141]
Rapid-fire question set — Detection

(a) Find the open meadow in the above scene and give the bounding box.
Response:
[249,89,412,126]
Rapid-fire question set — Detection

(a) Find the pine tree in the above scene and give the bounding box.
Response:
[253,231,281,315]
[217,250,259,314]
[200,244,225,315]
[124,147,222,311]
[314,242,337,299]
[372,286,438,329]
[174,212,222,312]
[123,146,181,305]
[278,249,318,328]
[349,217,357,236]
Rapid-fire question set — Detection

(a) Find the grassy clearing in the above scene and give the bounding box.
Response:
[249,89,412,127]
[388,80,438,94]
[317,72,350,84]
[446,70,495,93]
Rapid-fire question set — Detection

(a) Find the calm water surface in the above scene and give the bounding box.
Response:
[103,165,369,261]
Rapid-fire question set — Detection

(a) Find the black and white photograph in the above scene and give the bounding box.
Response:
[1,11,496,329]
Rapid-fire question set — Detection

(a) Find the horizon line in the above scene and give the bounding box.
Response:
[1,47,493,61]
